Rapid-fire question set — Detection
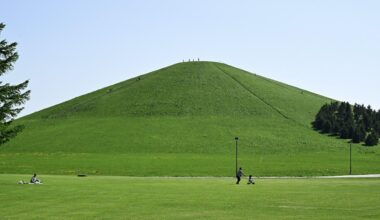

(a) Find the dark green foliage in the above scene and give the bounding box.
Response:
[373,110,380,135]
[312,102,339,134]
[313,101,380,145]
[0,23,30,145]
[338,102,354,139]
[365,131,379,146]
[339,126,351,139]
[312,104,328,131]
[352,125,366,143]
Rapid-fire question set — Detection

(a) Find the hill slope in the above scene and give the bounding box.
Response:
[1,62,379,176]
[24,62,330,124]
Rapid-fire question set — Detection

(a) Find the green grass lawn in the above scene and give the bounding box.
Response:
[1,174,379,219]
[1,151,380,177]
[2,116,379,176]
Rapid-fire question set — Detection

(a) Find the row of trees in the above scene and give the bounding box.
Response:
[313,102,380,146]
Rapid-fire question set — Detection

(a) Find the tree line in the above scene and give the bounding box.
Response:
[313,102,380,146]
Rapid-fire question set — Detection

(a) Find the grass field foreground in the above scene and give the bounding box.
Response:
[1,174,379,219]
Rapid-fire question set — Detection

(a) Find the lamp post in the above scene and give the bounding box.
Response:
[235,137,239,175]
[349,141,352,175]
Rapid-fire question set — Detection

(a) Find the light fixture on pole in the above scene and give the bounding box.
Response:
[235,137,239,175]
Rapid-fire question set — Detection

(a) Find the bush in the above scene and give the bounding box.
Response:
[365,132,379,146]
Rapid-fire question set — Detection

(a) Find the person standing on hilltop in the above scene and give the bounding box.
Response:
[236,167,244,184]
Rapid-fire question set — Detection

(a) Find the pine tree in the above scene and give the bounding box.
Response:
[374,110,380,135]
[312,104,328,130]
[339,125,350,139]
[0,23,30,145]
[313,102,341,134]
[352,125,366,143]
[363,105,373,131]
[340,102,354,139]
[322,120,332,133]
[337,102,346,126]
[353,104,365,124]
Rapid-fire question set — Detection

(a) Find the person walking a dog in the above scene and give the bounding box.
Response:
[236,167,244,184]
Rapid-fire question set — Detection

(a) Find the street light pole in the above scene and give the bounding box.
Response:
[349,141,352,175]
[235,137,239,175]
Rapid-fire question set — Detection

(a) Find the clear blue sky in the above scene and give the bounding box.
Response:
[2,0,380,117]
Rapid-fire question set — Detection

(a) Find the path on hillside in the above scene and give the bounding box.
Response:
[214,64,291,121]
[214,64,308,128]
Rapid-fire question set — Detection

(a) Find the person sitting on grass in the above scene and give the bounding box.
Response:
[247,175,255,185]
[30,173,41,184]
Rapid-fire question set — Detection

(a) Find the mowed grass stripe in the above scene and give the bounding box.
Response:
[1,174,379,219]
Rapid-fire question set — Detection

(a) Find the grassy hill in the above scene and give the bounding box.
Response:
[1,61,379,176]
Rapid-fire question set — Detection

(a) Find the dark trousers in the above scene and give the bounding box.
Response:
[236,175,241,184]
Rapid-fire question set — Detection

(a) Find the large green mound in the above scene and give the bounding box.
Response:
[25,62,327,122]
[1,62,379,176]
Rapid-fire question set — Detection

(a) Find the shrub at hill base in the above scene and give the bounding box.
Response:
[365,132,379,146]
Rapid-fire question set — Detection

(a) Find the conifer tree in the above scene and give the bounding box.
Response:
[374,110,380,135]
[313,104,328,130]
[363,105,373,131]
[352,125,366,143]
[340,102,354,139]
[0,23,30,145]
